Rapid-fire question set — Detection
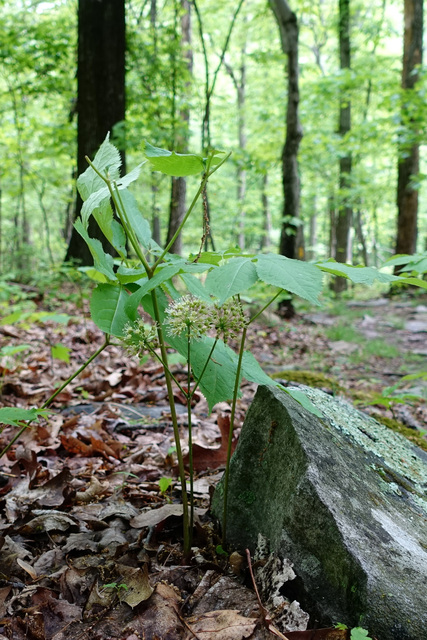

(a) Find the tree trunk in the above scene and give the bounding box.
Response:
[65,0,126,265]
[260,173,272,250]
[269,0,303,263]
[334,0,352,293]
[395,0,423,260]
[167,0,193,255]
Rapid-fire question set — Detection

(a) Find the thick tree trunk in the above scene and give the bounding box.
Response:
[65,0,126,265]
[269,0,303,263]
[334,0,352,293]
[395,0,423,259]
[167,0,192,255]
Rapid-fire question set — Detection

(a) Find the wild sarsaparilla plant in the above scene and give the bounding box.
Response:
[1,135,417,552]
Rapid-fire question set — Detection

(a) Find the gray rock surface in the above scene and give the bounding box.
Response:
[212,385,427,640]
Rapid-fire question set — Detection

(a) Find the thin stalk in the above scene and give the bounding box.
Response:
[247,290,283,325]
[186,326,194,533]
[190,337,218,398]
[222,324,247,544]
[0,337,110,462]
[153,152,231,268]
[146,345,187,396]
[150,288,191,552]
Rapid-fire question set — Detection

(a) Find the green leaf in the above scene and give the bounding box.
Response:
[255,254,323,305]
[144,142,205,176]
[74,219,117,281]
[317,261,400,285]
[0,407,50,427]
[51,343,71,363]
[78,267,109,283]
[118,190,153,249]
[93,200,127,257]
[398,277,427,290]
[90,284,131,337]
[124,264,182,319]
[179,273,213,301]
[167,335,240,413]
[350,627,371,640]
[241,351,276,386]
[285,388,324,417]
[0,344,32,356]
[77,133,122,201]
[159,477,173,493]
[205,258,258,304]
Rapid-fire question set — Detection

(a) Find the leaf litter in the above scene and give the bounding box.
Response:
[0,287,422,638]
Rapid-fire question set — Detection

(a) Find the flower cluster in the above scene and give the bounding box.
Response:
[165,295,247,343]
[213,299,247,343]
[121,319,158,357]
[166,295,211,339]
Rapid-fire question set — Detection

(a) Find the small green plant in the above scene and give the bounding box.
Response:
[1,134,424,555]
[325,323,362,342]
[159,476,173,497]
[335,623,372,640]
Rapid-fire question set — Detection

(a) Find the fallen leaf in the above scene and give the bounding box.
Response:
[187,414,237,471]
[16,558,38,580]
[116,563,154,608]
[183,609,256,640]
[130,503,207,528]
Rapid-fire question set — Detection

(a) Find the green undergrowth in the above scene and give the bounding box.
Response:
[270,369,346,394]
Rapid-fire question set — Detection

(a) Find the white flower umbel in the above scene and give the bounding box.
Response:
[165,295,211,339]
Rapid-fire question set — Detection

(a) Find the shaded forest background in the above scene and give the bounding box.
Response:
[0,0,425,280]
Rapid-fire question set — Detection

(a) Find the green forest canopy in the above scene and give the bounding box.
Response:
[0,0,425,279]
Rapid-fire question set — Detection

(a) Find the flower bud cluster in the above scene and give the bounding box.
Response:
[213,298,247,343]
[165,295,247,343]
[122,318,158,357]
[166,295,211,339]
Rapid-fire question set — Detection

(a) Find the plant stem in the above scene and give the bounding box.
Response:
[186,326,194,534]
[190,337,218,398]
[222,324,247,544]
[150,289,191,553]
[153,152,231,268]
[247,289,282,325]
[0,336,111,462]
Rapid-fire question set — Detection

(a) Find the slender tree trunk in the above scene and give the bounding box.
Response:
[269,0,303,263]
[167,0,193,255]
[334,0,352,293]
[65,0,126,265]
[236,43,247,251]
[355,209,368,265]
[395,0,423,260]
[260,173,272,250]
[224,40,247,250]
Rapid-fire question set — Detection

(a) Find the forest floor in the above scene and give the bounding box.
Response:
[0,280,426,640]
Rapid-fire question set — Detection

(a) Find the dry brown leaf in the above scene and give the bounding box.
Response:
[116,563,154,608]
[16,558,38,580]
[130,503,207,528]
[187,414,237,471]
[183,609,256,640]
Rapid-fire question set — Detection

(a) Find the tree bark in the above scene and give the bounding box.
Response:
[269,0,303,262]
[395,0,423,259]
[167,0,193,255]
[65,0,126,265]
[334,0,352,293]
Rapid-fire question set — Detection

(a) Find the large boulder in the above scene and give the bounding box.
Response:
[212,385,427,640]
